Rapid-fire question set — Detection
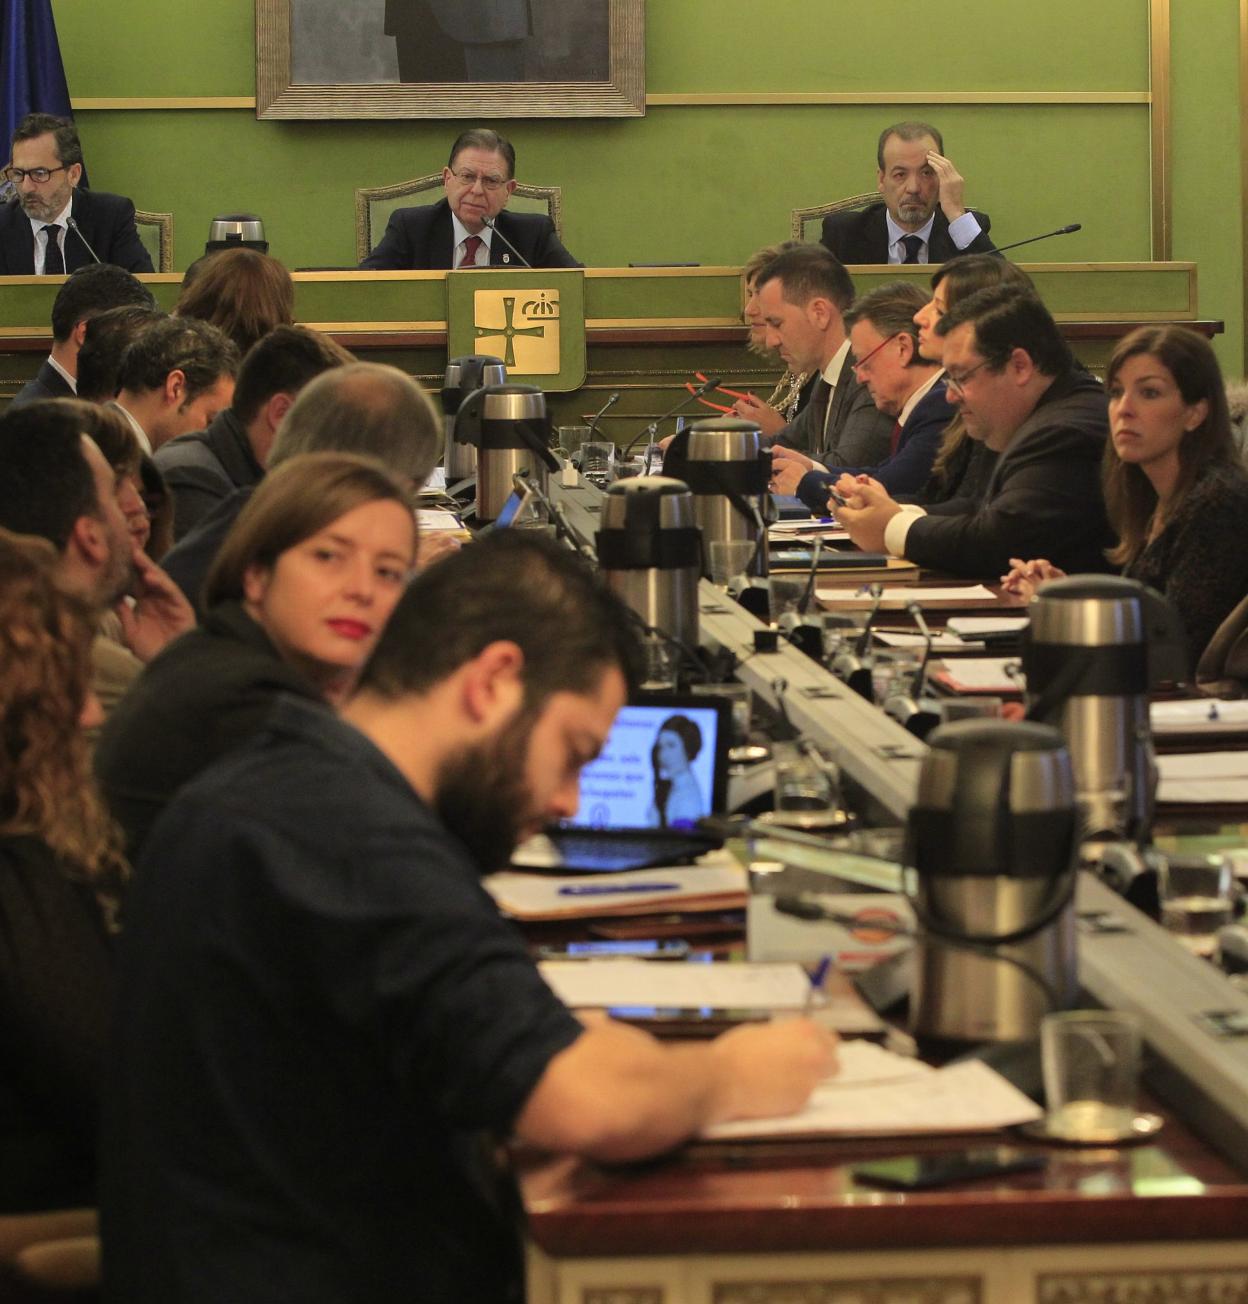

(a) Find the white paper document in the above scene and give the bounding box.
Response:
[769,522,849,540]
[1157,751,1248,804]
[1151,699,1248,737]
[703,1044,1042,1139]
[540,959,811,1012]
[934,657,1024,693]
[946,616,1030,638]
[874,630,981,651]
[817,584,996,603]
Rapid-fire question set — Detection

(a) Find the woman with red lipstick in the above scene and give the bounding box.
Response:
[96,452,417,861]
[1003,326,1248,671]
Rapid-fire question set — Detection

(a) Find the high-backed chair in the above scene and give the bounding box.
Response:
[354,174,563,265]
[133,209,173,273]
[790,191,878,243]
[1196,591,1248,695]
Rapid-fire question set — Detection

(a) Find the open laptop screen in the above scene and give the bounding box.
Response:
[566,695,731,832]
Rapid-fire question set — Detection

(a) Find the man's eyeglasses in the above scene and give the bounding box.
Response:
[448,168,508,192]
[945,359,995,395]
[850,331,902,375]
[3,165,69,184]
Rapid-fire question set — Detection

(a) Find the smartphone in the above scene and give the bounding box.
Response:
[492,480,535,529]
[852,1147,1047,1191]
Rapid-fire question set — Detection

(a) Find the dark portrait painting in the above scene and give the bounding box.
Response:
[257,0,642,118]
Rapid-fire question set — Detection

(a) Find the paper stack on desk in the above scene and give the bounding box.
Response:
[703,1040,1042,1139]
[1151,699,1248,737]
[1156,751,1248,804]
[540,959,810,1011]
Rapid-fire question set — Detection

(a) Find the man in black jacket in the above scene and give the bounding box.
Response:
[837,285,1113,579]
[0,113,153,275]
[359,127,579,270]
[820,121,995,266]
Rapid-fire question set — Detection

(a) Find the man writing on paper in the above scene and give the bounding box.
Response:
[835,285,1112,579]
[101,533,835,1304]
[820,121,995,266]
[359,127,581,271]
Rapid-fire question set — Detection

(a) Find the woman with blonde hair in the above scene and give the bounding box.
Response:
[96,452,418,859]
[0,528,125,1210]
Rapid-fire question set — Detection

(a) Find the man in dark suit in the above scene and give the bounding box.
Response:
[0,113,153,275]
[772,282,952,513]
[821,121,995,266]
[837,286,1112,580]
[11,263,155,407]
[359,127,579,271]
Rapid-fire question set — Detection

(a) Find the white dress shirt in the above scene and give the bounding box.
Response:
[26,196,72,275]
[451,214,493,268]
[885,209,984,264]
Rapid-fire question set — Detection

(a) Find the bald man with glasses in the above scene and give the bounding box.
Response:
[359,127,581,270]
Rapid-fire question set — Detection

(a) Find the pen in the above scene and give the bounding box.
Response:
[805,955,832,1012]
[558,882,681,897]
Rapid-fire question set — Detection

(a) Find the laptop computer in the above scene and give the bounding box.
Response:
[512,693,733,873]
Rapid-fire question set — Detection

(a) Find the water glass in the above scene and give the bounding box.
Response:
[869,647,924,704]
[690,681,753,746]
[639,635,680,692]
[557,425,591,460]
[1158,853,1236,957]
[581,440,616,485]
[768,575,808,626]
[708,539,757,587]
[1041,1010,1140,1142]
[770,742,842,832]
[820,613,869,664]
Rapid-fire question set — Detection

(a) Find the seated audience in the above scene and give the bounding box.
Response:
[837,286,1113,578]
[111,316,239,456]
[359,127,580,270]
[161,362,440,613]
[74,304,165,404]
[172,248,296,356]
[95,453,418,860]
[100,533,834,1303]
[1003,326,1248,671]
[155,325,353,539]
[0,401,194,719]
[820,120,995,265]
[772,281,949,509]
[11,264,155,407]
[0,529,125,1212]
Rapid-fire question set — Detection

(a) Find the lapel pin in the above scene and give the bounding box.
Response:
[502,253,511,264]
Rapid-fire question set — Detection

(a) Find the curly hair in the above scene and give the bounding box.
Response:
[0,529,127,899]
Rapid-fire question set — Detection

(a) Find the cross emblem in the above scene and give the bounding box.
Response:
[474,295,546,368]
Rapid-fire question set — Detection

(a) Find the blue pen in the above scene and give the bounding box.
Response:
[558,882,680,897]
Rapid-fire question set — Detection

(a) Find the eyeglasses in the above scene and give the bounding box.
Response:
[850,331,902,376]
[4,164,69,184]
[944,359,995,395]
[448,168,508,191]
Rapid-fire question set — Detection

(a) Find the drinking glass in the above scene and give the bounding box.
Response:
[1158,853,1236,957]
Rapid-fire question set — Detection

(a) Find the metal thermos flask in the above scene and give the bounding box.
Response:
[676,418,774,578]
[440,355,506,483]
[454,384,553,523]
[907,719,1080,1044]
[1023,576,1187,843]
[596,477,702,650]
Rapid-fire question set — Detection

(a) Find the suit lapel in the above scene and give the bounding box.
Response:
[64,190,91,273]
[0,203,36,274]
[430,201,455,270]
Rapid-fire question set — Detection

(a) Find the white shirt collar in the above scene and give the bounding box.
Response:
[451,213,493,264]
[885,210,936,261]
[27,195,73,275]
[47,354,77,392]
[821,337,852,389]
[898,367,944,427]
[109,399,153,456]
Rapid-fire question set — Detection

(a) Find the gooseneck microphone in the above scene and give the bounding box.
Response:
[66,217,102,264]
[481,217,531,268]
[991,223,1081,257]
[585,391,620,437]
[621,375,722,460]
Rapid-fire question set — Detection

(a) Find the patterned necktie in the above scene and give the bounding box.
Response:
[900,234,923,264]
[458,234,484,268]
[42,224,65,275]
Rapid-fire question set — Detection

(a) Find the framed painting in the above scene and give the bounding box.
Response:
[256,0,644,118]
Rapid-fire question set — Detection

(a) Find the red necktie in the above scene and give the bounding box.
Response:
[458,235,484,268]
[889,420,903,456]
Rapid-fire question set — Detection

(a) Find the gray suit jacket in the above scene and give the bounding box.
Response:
[776,351,894,467]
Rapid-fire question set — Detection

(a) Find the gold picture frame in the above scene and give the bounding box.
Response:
[255,0,644,119]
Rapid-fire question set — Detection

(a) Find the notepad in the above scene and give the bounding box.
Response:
[932,657,1024,694]
[817,584,995,604]
[540,959,811,1012]
[1151,699,1248,737]
[1156,751,1248,804]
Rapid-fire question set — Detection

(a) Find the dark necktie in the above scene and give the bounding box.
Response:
[900,234,923,264]
[811,377,832,457]
[889,419,903,456]
[41,224,65,275]
[458,234,484,268]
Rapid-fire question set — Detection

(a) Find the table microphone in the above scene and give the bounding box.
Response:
[67,217,102,264]
[481,217,531,268]
[585,391,620,436]
[621,375,722,460]
[991,223,1081,257]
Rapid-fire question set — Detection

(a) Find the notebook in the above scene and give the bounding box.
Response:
[512,693,732,873]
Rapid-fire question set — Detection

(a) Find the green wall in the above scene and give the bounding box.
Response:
[48,0,1243,369]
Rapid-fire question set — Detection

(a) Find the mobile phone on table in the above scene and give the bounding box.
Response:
[852,1147,1047,1191]
[537,939,692,961]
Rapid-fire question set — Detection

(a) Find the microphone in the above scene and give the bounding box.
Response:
[621,375,721,460]
[991,223,1081,257]
[66,217,102,264]
[585,391,620,437]
[481,217,531,268]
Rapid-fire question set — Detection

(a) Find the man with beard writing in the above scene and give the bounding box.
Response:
[101,531,836,1304]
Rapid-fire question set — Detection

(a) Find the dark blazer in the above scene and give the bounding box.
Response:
[795,378,953,513]
[820,201,995,265]
[94,601,323,861]
[359,198,580,270]
[0,187,153,275]
[776,350,894,467]
[162,486,254,617]
[904,369,1113,579]
[154,409,264,541]
[10,357,74,406]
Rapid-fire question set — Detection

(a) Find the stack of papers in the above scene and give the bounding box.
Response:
[703,1040,1042,1139]
[933,657,1024,694]
[540,959,810,1012]
[1156,751,1248,804]
[817,583,992,604]
[1151,699,1248,737]
[946,616,1029,639]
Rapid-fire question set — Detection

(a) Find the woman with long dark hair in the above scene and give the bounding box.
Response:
[647,714,705,830]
